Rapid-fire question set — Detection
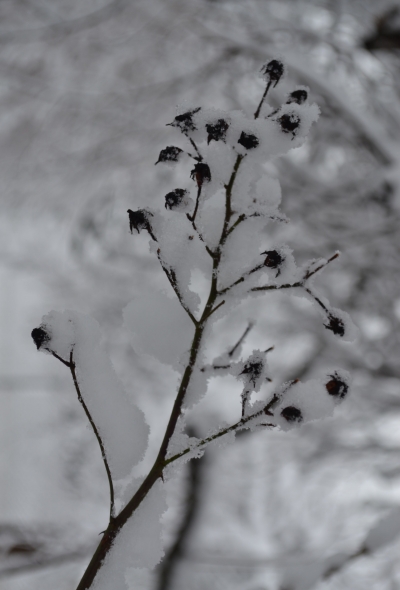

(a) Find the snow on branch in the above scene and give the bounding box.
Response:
[31,59,353,590]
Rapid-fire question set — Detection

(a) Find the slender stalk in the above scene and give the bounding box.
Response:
[254,80,272,119]
[68,351,115,520]
[187,186,202,223]
[228,322,254,358]
[188,137,203,161]
[157,251,198,325]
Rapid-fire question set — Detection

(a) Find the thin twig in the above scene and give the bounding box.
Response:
[303,252,340,280]
[187,186,202,223]
[203,299,225,321]
[51,351,71,368]
[68,351,115,520]
[254,80,272,119]
[228,322,254,358]
[157,251,198,325]
[188,136,203,161]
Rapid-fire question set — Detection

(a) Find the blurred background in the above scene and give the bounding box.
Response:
[2,0,400,588]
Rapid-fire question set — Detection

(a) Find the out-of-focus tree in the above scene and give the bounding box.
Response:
[3,1,400,589]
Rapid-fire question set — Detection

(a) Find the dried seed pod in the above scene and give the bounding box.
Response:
[240,360,264,388]
[168,108,201,133]
[281,406,303,423]
[127,209,154,236]
[260,59,284,87]
[206,119,229,144]
[326,373,349,399]
[190,163,211,187]
[287,89,308,105]
[165,188,187,210]
[155,146,183,165]
[278,113,301,136]
[261,250,284,269]
[31,327,50,350]
[324,314,345,337]
[238,131,259,150]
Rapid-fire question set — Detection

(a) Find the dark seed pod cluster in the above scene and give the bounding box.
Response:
[325,314,345,337]
[238,131,259,150]
[168,108,201,133]
[155,146,183,165]
[127,209,154,235]
[278,113,301,136]
[240,360,264,388]
[261,250,284,269]
[190,163,211,187]
[31,327,50,350]
[281,406,303,423]
[206,119,229,144]
[287,89,308,105]
[260,59,284,87]
[326,373,349,399]
[165,189,187,210]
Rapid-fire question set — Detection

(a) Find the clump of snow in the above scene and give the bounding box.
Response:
[123,290,194,370]
[93,481,167,590]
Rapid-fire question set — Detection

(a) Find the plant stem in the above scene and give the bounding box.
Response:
[68,351,115,521]
[254,81,272,119]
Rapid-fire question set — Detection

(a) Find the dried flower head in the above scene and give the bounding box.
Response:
[287,89,308,105]
[326,373,349,399]
[127,209,154,237]
[240,360,265,388]
[260,59,284,87]
[168,108,201,133]
[261,250,284,269]
[238,131,259,150]
[31,326,50,350]
[278,113,301,136]
[281,406,303,423]
[324,314,345,337]
[165,189,188,210]
[190,162,211,187]
[155,146,183,165]
[206,119,229,144]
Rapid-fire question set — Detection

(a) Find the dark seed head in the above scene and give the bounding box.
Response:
[261,250,284,269]
[326,373,349,399]
[168,108,201,133]
[238,131,259,150]
[261,59,284,87]
[165,188,187,210]
[31,327,50,350]
[287,89,308,105]
[278,113,301,135]
[127,209,154,235]
[281,406,303,423]
[190,163,211,187]
[155,146,183,165]
[324,315,345,337]
[206,119,229,144]
[240,360,264,387]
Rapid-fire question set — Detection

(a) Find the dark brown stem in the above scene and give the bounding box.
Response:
[188,136,203,161]
[157,251,198,325]
[303,252,339,280]
[203,299,225,321]
[254,80,272,119]
[228,322,254,358]
[68,351,115,521]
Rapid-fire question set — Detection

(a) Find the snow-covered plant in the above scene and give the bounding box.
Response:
[31,60,354,590]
